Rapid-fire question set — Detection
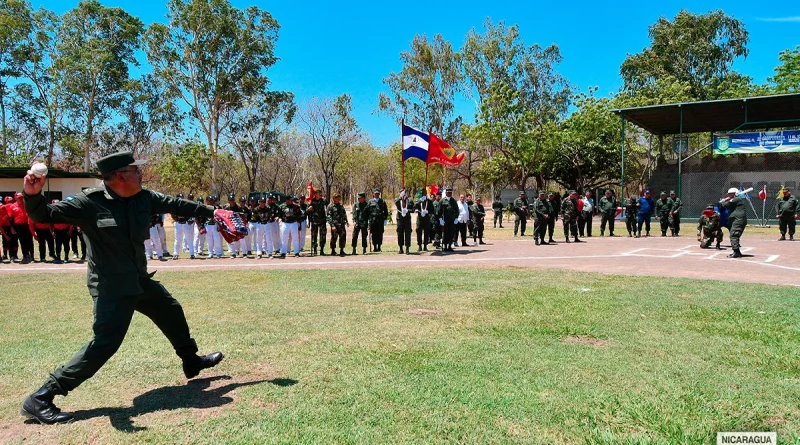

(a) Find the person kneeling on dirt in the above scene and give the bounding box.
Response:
[697,204,723,249]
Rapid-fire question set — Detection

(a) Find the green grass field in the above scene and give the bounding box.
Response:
[1,269,799,444]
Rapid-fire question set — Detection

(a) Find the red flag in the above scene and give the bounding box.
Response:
[427,133,465,167]
[758,185,767,200]
[429,184,439,196]
[307,182,314,200]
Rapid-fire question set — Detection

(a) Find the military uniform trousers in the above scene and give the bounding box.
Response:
[700,227,723,248]
[281,222,300,254]
[670,214,681,235]
[563,217,578,238]
[430,219,440,246]
[397,217,412,247]
[352,224,368,249]
[416,216,431,247]
[779,215,795,237]
[34,228,55,261]
[370,222,385,248]
[53,228,70,261]
[473,219,485,242]
[330,225,346,250]
[514,213,526,236]
[205,223,223,257]
[658,215,670,235]
[600,211,615,236]
[494,211,503,227]
[173,222,194,257]
[44,278,199,396]
[547,216,556,240]
[728,219,746,250]
[442,220,455,247]
[534,217,546,241]
[146,226,162,258]
[310,222,327,251]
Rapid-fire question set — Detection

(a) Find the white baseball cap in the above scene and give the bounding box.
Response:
[727,187,738,194]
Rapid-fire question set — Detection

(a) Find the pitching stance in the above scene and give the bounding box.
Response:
[719,187,750,258]
[19,152,246,424]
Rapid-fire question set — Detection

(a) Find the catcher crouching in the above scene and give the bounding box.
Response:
[19,151,246,425]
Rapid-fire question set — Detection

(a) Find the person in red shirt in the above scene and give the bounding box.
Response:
[3,196,17,261]
[0,201,10,259]
[11,193,34,263]
[51,200,72,264]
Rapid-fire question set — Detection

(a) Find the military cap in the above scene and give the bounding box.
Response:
[669,190,676,194]
[314,189,322,195]
[239,196,246,202]
[96,151,147,174]
[206,195,214,201]
[784,187,792,192]
[187,193,194,200]
[197,196,203,202]
[660,191,667,195]
[538,190,546,195]
[211,194,218,201]
[176,193,184,199]
[258,197,266,203]
[547,191,555,196]
[332,192,341,199]
[475,196,482,201]
[373,189,381,194]
[357,192,366,198]
[286,194,296,201]
[519,191,525,195]
[227,193,235,200]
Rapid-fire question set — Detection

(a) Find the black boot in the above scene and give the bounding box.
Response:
[548,237,555,243]
[363,247,367,254]
[535,237,540,246]
[331,248,337,256]
[479,239,486,245]
[183,352,224,379]
[339,249,345,257]
[405,247,410,255]
[351,247,356,255]
[398,247,404,254]
[418,244,422,252]
[728,249,743,258]
[21,386,74,425]
[320,248,326,256]
[574,236,582,243]
[565,237,570,243]
[779,235,786,241]
[424,244,429,251]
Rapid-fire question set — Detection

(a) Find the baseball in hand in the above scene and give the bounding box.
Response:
[31,162,48,178]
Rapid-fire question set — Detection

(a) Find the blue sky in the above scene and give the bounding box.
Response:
[35,0,800,146]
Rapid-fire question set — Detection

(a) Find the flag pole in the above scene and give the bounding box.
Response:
[400,119,405,191]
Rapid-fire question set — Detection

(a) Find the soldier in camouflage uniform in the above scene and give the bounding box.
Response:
[669,190,682,237]
[560,190,581,243]
[598,190,617,237]
[395,189,414,254]
[414,189,432,251]
[308,190,329,256]
[655,191,674,237]
[351,192,369,254]
[512,191,529,237]
[719,187,747,258]
[775,187,798,241]
[431,191,442,247]
[532,191,551,245]
[470,196,486,244]
[697,204,723,249]
[367,189,389,252]
[546,192,560,243]
[438,187,459,252]
[624,194,638,237]
[327,193,349,256]
[492,196,504,228]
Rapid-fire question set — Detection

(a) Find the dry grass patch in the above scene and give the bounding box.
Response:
[564,335,610,348]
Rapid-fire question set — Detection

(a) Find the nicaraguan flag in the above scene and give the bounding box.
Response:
[402,124,429,162]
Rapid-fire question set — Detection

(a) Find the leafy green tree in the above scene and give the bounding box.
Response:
[57,0,143,171]
[153,141,210,195]
[116,74,184,157]
[770,46,800,93]
[227,91,295,192]
[0,0,32,157]
[378,33,462,139]
[146,0,280,192]
[620,9,750,102]
[299,94,361,199]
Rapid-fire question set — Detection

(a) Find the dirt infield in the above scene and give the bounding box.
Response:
[2,231,798,286]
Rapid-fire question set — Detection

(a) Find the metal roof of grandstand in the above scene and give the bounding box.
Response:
[0,168,100,179]
[612,93,800,135]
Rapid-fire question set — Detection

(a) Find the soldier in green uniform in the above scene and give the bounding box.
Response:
[20,152,223,425]
[719,187,747,258]
[414,189,432,251]
[439,187,459,252]
[532,191,551,245]
[308,190,329,256]
[367,189,388,252]
[327,192,349,256]
[492,196,504,228]
[598,189,618,237]
[655,191,674,237]
[512,191,529,237]
[546,192,560,243]
[669,190,682,237]
[431,191,442,247]
[775,187,798,241]
[395,189,414,254]
[560,190,582,243]
[624,194,638,237]
[697,204,723,249]
[351,192,369,254]
[470,196,486,244]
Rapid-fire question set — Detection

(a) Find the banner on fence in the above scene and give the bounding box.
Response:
[714,130,800,154]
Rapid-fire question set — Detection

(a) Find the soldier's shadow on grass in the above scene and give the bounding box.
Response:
[72,375,297,432]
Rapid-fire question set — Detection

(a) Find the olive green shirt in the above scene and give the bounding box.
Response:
[25,185,214,297]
